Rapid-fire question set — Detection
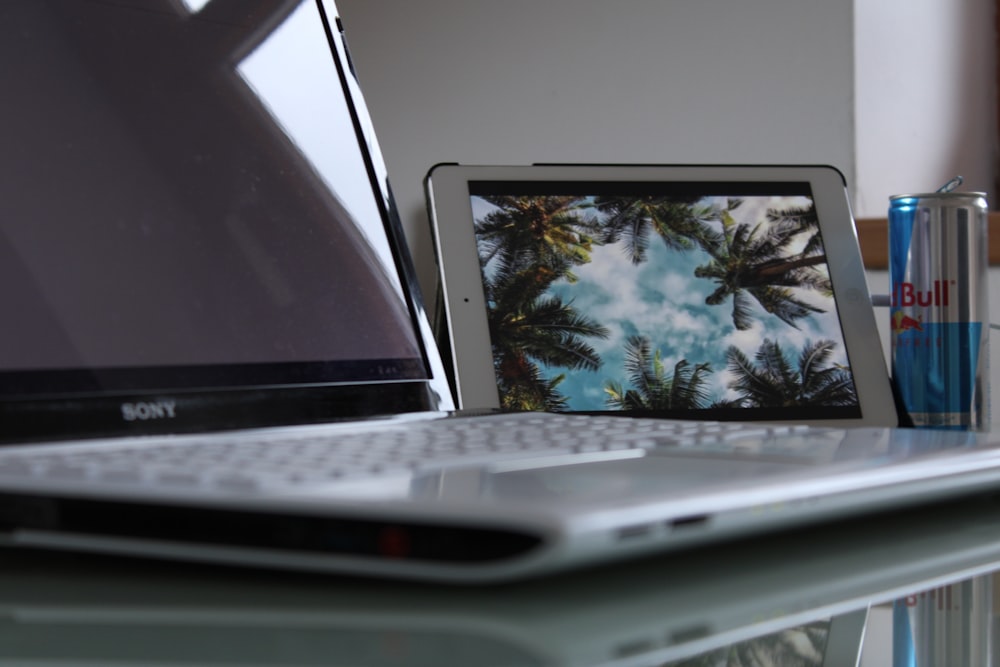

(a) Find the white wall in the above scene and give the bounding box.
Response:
[854,0,995,217]
[337,0,856,298]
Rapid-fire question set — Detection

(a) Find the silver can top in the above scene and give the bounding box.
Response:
[889,192,987,202]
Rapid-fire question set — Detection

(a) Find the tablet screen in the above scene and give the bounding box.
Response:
[467,180,861,422]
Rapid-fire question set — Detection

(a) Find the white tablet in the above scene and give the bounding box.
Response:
[426,164,898,427]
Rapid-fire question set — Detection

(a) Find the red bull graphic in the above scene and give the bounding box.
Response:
[890,311,923,334]
[889,192,989,431]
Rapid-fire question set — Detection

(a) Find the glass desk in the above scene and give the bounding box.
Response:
[1,494,998,666]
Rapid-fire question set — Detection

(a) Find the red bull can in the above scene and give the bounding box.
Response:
[889,190,990,430]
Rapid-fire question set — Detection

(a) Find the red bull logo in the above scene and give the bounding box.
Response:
[891,279,954,308]
[891,310,923,334]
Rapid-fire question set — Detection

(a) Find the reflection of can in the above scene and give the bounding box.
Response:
[889,192,989,430]
[892,576,992,667]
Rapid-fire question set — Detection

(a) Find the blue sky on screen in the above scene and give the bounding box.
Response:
[473,195,851,411]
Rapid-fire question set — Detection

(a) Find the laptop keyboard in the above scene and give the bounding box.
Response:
[0,413,824,493]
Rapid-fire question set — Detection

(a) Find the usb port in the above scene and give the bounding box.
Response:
[668,515,709,531]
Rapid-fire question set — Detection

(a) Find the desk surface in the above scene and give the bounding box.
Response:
[2,494,999,666]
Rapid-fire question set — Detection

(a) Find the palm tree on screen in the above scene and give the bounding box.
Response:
[495,363,570,412]
[603,335,713,410]
[476,195,612,411]
[484,258,609,412]
[767,203,822,254]
[723,338,857,408]
[693,203,830,330]
[595,195,722,264]
[476,195,601,282]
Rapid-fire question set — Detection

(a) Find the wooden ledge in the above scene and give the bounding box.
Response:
[856,212,1000,270]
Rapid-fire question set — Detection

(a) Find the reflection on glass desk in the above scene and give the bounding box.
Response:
[2,494,1000,666]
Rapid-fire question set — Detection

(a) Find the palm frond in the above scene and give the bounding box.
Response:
[725,344,785,407]
[797,339,836,388]
[731,290,757,330]
[747,286,823,329]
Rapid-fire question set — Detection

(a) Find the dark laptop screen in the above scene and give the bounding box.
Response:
[0,1,443,437]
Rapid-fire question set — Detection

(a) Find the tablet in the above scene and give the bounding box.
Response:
[426,164,898,427]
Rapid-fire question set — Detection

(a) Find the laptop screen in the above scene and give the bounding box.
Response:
[0,1,448,438]
[467,180,862,422]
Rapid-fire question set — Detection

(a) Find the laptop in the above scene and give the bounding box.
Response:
[425,163,900,428]
[1,0,999,584]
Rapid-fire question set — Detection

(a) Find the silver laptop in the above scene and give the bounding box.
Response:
[1,0,999,584]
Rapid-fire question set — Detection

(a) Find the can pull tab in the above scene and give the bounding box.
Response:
[936,175,964,193]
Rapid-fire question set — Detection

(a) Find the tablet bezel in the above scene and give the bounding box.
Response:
[426,164,897,427]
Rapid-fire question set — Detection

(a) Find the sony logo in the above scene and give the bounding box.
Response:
[121,400,178,422]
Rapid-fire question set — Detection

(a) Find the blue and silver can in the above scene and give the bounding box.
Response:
[889,190,989,430]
